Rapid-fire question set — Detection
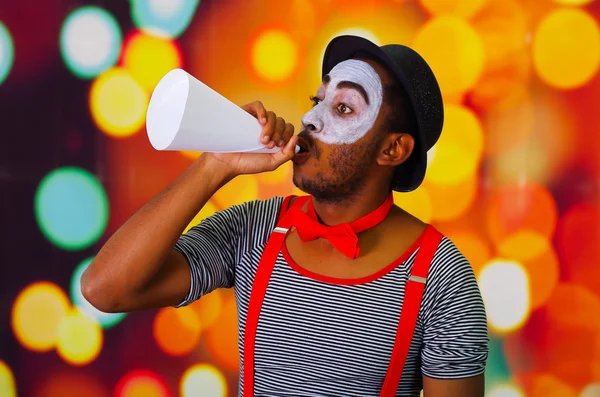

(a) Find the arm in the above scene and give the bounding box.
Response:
[420,238,489,397]
[81,102,297,313]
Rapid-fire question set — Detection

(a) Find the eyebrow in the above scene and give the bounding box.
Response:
[322,74,370,105]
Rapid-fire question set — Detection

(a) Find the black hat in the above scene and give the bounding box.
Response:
[322,35,444,192]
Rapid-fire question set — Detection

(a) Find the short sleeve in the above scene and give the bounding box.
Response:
[173,197,284,307]
[420,237,489,379]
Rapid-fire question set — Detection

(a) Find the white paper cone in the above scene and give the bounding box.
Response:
[146,69,282,154]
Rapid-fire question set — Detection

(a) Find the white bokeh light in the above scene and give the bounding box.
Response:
[181,364,227,397]
[487,384,525,397]
[478,259,531,333]
[580,383,600,397]
[60,6,122,78]
[149,0,184,19]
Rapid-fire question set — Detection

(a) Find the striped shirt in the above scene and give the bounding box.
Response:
[174,197,489,396]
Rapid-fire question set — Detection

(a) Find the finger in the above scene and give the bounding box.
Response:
[273,117,286,147]
[242,101,267,124]
[282,122,295,143]
[262,111,277,146]
[273,135,298,165]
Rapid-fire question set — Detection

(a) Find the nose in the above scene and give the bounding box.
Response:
[301,108,324,134]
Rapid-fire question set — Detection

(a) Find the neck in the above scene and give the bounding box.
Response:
[311,185,391,226]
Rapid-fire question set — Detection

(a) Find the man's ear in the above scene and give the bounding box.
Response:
[377,133,414,166]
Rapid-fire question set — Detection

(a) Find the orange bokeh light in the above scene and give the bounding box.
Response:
[213,174,259,209]
[153,306,201,356]
[425,170,478,222]
[115,369,170,397]
[188,289,223,330]
[498,230,559,309]
[485,182,557,246]
[35,371,109,397]
[546,283,600,331]
[204,293,240,372]
[516,373,578,397]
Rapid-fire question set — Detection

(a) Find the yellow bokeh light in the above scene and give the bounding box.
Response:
[445,231,491,277]
[153,306,202,356]
[184,201,218,233]
[122,32,182,92]
[204,294,240,372]
[533,8,600,89]
[251,29,298,83]
[393,187,433,223]
[256,161,292,186]
[419,0,488,19]
[426,105,484,185]
[426,174,477,222]
[581,383,600,397]
[56,309,103,366]
[180,150,203,159]
[478,259,531,333]
[487,384,525,397]
[213,174,259,208]
[90,67,148,138]
[413,16,485,96]
[180,363,227,397]
[11,281,70,352]
[0,361,16,397]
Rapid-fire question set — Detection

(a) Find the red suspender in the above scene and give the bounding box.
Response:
[380,225,444,397]
[243,195,309,397]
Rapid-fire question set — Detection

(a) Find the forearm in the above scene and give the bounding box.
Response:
[81,154,233,311]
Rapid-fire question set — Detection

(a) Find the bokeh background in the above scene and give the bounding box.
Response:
[1,0,600,396]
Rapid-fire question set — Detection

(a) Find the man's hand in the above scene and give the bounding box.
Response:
[204,101,298,177]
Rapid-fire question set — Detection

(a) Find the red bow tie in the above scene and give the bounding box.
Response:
[289,193,394,259]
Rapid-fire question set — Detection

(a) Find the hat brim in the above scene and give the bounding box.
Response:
[322,35,428,192]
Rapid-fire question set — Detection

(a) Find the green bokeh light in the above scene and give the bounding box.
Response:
[34,167,109,250]
[70,257,126,329]
[0,21,15,85]
[131,0,200,38]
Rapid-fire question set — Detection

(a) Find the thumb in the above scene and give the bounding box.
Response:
[270,136,298,168]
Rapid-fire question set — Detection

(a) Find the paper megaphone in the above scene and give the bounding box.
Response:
[146,69,286,154]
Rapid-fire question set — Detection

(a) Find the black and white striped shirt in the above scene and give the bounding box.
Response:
[175,197,488,396]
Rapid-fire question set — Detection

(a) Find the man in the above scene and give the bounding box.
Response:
[82,36,488,396]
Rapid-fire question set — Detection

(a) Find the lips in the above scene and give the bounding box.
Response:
[293,134,311,165]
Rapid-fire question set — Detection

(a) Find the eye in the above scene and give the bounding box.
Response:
[309,95,321,107]
[337,103,352,114]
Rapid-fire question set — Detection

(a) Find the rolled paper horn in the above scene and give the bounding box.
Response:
[146,68,298,154]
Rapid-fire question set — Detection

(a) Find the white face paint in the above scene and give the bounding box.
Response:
[301,59,383,145]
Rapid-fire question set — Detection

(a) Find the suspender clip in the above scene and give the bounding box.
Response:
[409,275,427,284]
[273,227,289,234]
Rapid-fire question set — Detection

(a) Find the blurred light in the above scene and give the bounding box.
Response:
[115,369,170,397]
[419,0,488,19]
[0,21,14,85]
[251,29,298,83]
[413,16,485,96]
[36,371,109,397]
[180,150,202,159]
[529,373,578,397]
[533,8,600,89]
[204,294,240,372]
[56,309,103,366]
[427,105,484,184]
[59,6,122,79]
[213,174,259,208]
[554,0,596,7]
[334,28,381,45]
[546,283,600,331]
[184,201,218,233]
[0,360,16,397]
[426,175,477,222]
[131,0,200,38]
[557,203,600,294]
[478,259,530,333]
[498,230,559,309]
[180,364,227,397]
[393,187,433,223]
[34,167,109,250]
[581,383,600,397]
[153,307,201,356]
[122,31,182,92]
[482,86,534,157]
[70,257,126,329]
[90,67,148,138]
[487,384,524,397]
[189,289,223,330]
[444,231,491,277]
[485,183,557,246]
[11,281,70,352]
